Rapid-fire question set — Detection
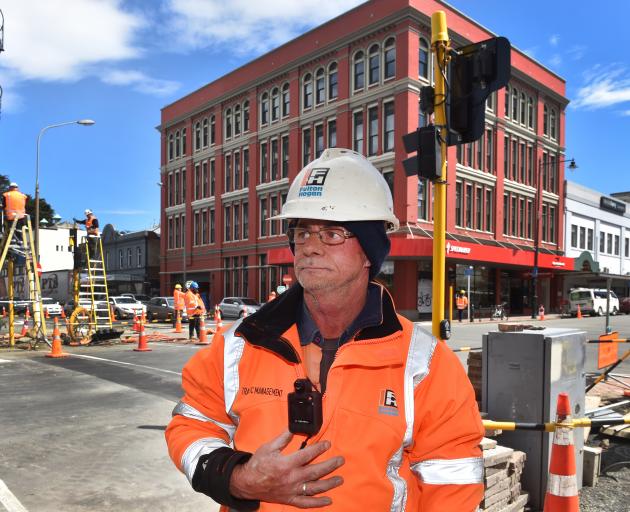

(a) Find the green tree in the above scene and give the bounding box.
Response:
[0,174,56,223]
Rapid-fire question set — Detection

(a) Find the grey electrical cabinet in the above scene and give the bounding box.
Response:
[482,328,586,511]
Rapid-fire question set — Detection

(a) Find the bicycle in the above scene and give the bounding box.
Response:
[491,303,508,321]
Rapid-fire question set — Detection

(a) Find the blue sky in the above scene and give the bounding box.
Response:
[0,0,628,232]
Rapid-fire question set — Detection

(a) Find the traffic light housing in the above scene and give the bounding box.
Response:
[402,125,442,181]
[448,36,511,145]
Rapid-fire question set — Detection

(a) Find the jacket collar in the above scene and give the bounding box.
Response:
[235,282,402,363]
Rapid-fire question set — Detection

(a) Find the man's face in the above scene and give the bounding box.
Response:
[293,219,369,294]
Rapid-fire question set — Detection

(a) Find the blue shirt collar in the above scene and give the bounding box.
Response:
[297,282,384,347]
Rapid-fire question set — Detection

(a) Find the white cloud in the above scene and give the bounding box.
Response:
[101,69,180,96]
[549,54,562,67]
[572,65,630,110]
[567,45,586,61]
[621,110,630,117]
[549,34,559,46]
[100,209,152,215]
[165,0,364,54]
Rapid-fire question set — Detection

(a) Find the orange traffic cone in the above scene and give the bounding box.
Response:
[20,308,30,337]
[195,314,210,345]
[576,305,582,320]
[132,314,140,332]
[210,310,224,345]
[44,308,50,320]
[60,307,66,319]
[543,393,579,512]
[174,311,182,333]
[539,305,545,321]
[133,319,151,352]
[46,317,69,358]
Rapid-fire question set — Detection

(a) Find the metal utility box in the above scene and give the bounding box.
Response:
[482,328,586,511]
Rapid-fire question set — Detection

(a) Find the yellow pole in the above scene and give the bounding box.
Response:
[431,11,449,339]
[8,259,14,347]
[449,284,453,323]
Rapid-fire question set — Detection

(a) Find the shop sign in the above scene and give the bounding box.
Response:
[445,242,471,255]
[600,196,626,215]
[551,261,565,267]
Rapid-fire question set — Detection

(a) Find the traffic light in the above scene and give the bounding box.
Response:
[402,125,442,181]
[448,36,511,145]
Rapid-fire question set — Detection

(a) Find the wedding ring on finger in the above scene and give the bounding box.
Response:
[302,482,308,496]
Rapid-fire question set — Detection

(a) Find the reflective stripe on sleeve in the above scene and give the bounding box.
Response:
[386,324,438,512]
[411,457,484,485]
[172,401,236,439]
[223,320,246,426]
[181,437,231,484]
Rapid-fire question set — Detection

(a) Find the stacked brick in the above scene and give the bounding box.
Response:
[480,438,529,512]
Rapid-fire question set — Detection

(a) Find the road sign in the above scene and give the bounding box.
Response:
[464,267,474,277]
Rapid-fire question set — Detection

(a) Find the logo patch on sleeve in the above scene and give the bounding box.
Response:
[378,389,399,416]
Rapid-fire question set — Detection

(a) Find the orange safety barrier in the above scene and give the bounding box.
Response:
[597,331,619,369]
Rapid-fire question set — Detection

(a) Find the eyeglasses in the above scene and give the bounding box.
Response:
[287,227,355,246]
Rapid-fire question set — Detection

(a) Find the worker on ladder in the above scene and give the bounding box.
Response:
[1,182,27,249]
[73,209,99,258]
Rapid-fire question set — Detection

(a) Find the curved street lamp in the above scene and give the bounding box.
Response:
[35,119,95,260]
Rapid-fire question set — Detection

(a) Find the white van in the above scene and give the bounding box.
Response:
[569,288,619,316]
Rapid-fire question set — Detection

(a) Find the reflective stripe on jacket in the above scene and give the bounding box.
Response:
[166,284,484,511]
[173,289,186,311]
[185,291,205,316]
[2,190,27,221]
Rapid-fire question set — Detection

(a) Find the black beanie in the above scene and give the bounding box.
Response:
[340,221,391,279]
[288,220,391,280]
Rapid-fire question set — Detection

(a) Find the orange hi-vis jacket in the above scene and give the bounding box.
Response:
[2,190,27,221]
[456,295,468,310]
[166,285,484,511]
[85,216,99,236]
[185,290,205,317]
[173,289,186,311]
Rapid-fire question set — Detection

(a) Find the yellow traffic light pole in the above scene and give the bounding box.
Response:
[431,12,450,339]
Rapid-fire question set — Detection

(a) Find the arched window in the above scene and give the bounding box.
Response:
[225,108,232,139]
[194,121,201,150]
[210,115,216,144]
[368,43,380,85]
[353,51,364,91]
[182,128,187,155]
[504,85,510,117]
[234,104,241,135]
[281,83,290,117]
[271,87,280,121]
[175,130,181,158]
[303,73,313,109]
[168,133,174,160]
[419,38,429,79]
[527,96,534,128]
[261,92,269,124]
[511,88,518,119]
[543,104,549,135]
[243,101,250,131]
[550,108,557,139]
[328,62,338,100]
[519,92,526,125]
[127,248,132,267]
[202,118,208,147]
[384,37,396,80]
[315,68,325,104]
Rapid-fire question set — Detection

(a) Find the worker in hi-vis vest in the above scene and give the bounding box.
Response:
[456,289,469,322]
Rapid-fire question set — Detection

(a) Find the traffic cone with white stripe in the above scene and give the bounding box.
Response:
[576,305,582,320]
[20,308,30,337]
[46,317,69,358]
[195,314,210,345]
[210,309,223,344]
[133,315,151,352]
[174,310,182,333]
[132,313,140,332]
[543,393,579,512]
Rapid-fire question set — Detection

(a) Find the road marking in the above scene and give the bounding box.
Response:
[0,359,14,363]
[69,354,182,376]
[0,479,28,512]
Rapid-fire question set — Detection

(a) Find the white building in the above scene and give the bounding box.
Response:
[564,181,630,296]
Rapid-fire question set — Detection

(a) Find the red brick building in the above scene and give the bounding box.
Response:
[159,0,572,317]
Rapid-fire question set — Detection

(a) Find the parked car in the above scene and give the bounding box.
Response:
[620,296,630,314]
[146,296,188,322]
[218,297,261,318]
[109,296,146,319]
[569,288,620,316]
[121,293,151,304]
[63,298,107,317]
[41,297,63,316]
[0,297,29,315]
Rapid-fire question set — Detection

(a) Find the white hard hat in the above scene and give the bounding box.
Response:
[271,148,399,230]
[9,182,18,188]
[84,209,92,216]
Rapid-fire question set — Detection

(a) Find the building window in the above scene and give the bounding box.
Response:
[302,128,311,166]
[234,104,241,135]
[625,237,629,257]
[543,104,548,135]
[519,198,525,237]
[550,109,557,140]
[210,159,215,196]
[202,209,208,245]
[194,211,200,246]
[519,93,526,125]
[504,85,510,118]
[194,122,201,151]
[511,140,517,181]
[194,163,201,200]
[328,62,338,100]
[270,195,279,236]
[303,74,313,109]
[368,43,380,85]
[527,96,534,128]
[315,68,325,105]
[225,109,232,139]
[588,229,594,251]
[243,202,249,240]
[465,183,473,228]
[327,119,337,149]
[175,130,180,158]
[419,37,429,79]
[315,124,324,159]
[243,101,249,132]
[224,205,231,242]
[384,102,394,153]
[476,187,483,230]
[225,154,232,192]
[511,88,518,120]
[485,189,493,232]
[353,111,364,154]
[549,206,556,243]
[281,83,290,117]
[210,115,216,145]
[455,181,463,226]
[418,179,428,221]
[353,51,364,91]
[168,133,174,161]
[519,143,525,182]
[571,225,578,247]
[368,106,378,156]
[260,198,267,237]
[243,149,249,188]
[234,151,241,190]
[261,93,269,125]
[615,234,620,256]
[271,87,279,122]
[168,172,174,206]
[600,233,605,253]
[182,128,187,155]
[260,142,268,183]
[527,146,534,185]
[202,119,209,148]
[271,139,279,181]
[485,129,493,173]
[384,37,395,80]
[579,226,586,249]
[234,204,240,241]
[210,209,215,244]
[119,249,124,267]
[127,248,132,268]
[281,135,289,178]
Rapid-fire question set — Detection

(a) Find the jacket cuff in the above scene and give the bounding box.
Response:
[192,446,259,511]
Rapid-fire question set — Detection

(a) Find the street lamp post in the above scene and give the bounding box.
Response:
[530,157,577,318]
[35,119,95,260]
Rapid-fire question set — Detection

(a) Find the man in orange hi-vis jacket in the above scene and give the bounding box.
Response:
[166,149,484,511]
[173,283,186,328]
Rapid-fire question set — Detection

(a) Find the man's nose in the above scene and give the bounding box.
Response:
[300,232,325,254]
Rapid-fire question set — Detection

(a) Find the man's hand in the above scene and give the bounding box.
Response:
[229,430,344,508]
